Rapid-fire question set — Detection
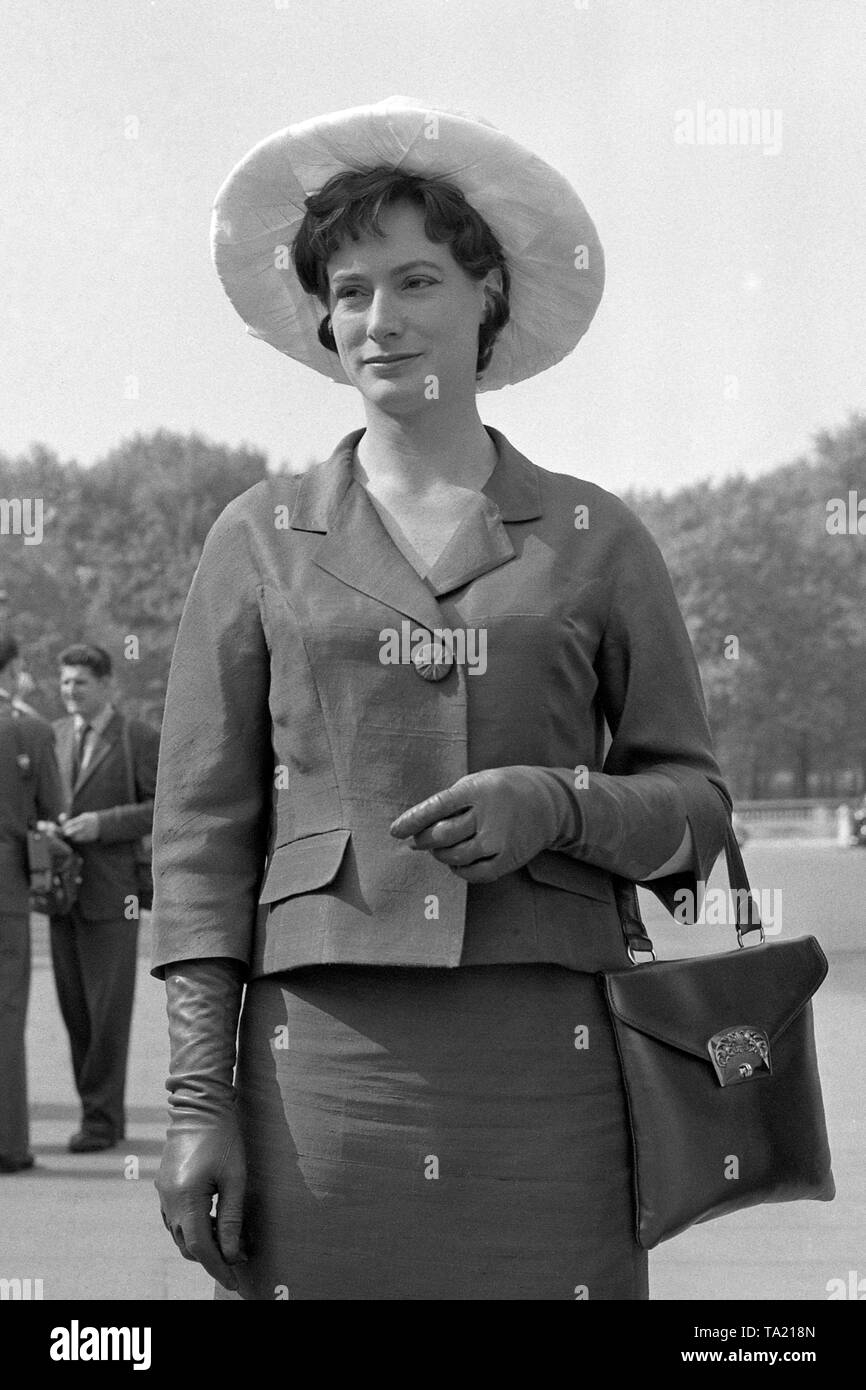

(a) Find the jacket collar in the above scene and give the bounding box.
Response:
[290,425,542,626]
[73,702,115,741]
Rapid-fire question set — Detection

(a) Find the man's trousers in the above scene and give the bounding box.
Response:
[49,910,139,1142]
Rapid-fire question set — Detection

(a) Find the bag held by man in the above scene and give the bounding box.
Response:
[601,822,835,1249]
[26,828,84,916]
[11,714,84,915]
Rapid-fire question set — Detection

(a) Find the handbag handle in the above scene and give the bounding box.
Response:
[613,820,764,963]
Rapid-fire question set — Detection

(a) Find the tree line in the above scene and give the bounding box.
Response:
[2,415,864,800]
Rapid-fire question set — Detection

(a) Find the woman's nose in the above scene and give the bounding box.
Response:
[366,288,402,340]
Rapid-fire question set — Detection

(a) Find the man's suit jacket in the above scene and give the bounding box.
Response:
[151,426,732,980]
[0,696,66,917]
[54,711,160,921]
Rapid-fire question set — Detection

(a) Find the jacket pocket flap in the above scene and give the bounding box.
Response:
[259,830,351,905]
[602,936,829,1062]
[524,850,614,903]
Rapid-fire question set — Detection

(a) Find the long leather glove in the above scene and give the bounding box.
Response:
[389,765,688,883]
[156,957,247,1292]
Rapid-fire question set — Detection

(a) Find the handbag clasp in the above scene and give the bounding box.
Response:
[707,1025,771,1086]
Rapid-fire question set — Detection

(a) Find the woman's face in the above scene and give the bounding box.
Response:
[325,200,499,415]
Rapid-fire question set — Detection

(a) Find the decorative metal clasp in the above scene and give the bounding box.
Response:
[736,921,765,947]
[707,1025,771,1087]
[627,943,656,964]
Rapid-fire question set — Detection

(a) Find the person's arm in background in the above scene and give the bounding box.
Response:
[34,721,66,825]
[96,720,160,842]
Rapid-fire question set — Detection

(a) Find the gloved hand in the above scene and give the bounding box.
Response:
[389,765,688,883]
[156,957,247,1292]
[389,766,575,882]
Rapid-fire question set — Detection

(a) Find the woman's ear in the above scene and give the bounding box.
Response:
[482,266,504,319]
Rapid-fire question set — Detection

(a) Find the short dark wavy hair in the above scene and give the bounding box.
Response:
[291,166,511,378]
[58,643,112,679]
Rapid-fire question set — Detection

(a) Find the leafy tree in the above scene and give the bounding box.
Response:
[0,433,272,723]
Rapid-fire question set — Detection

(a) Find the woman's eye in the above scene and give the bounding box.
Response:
[334,278,437,301]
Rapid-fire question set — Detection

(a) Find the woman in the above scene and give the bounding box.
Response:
[152,97,732,1300]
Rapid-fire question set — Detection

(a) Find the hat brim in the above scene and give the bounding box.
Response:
[211,96,604,392]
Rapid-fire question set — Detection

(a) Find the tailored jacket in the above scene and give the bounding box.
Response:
[53,711,159,920]
[151,426,732,980]
[0,695,66,917]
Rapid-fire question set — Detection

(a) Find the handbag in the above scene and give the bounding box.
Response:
[120,718,153,912]
[11,715,83,915]
[26,827,84,917]
[600,822,835,1249]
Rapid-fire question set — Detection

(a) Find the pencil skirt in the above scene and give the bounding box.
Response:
[216,962,648,1301]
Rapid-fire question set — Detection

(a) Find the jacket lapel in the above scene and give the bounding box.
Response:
[292,425,542,622]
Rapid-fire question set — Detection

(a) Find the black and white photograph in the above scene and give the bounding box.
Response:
[1,0,864,1348]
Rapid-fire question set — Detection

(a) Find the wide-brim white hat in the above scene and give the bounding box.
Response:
[211,96,605,392]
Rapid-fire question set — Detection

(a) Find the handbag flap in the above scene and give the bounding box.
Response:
[603,936,828,1061]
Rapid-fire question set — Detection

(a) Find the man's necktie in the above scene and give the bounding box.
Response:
[72,722,91,781]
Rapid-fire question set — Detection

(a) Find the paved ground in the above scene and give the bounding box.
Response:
[1,841,863,1301]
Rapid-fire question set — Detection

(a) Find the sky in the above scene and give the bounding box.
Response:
[2,0,865,493]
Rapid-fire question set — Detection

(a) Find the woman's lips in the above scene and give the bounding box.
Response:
[364,354,421,368]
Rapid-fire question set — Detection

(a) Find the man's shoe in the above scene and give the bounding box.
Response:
[0,1154,35,1174]
[67,1132,116,1153]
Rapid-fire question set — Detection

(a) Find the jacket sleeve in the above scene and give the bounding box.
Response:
[548,500,731,918]
[34,722,66,823]
[97,720,160,843]
[150,499,273,979]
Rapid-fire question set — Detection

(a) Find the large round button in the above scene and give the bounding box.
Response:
[412,638,454,682]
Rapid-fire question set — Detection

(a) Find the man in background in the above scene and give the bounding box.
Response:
[50,643,159,1153]
[0,635,65,1173]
